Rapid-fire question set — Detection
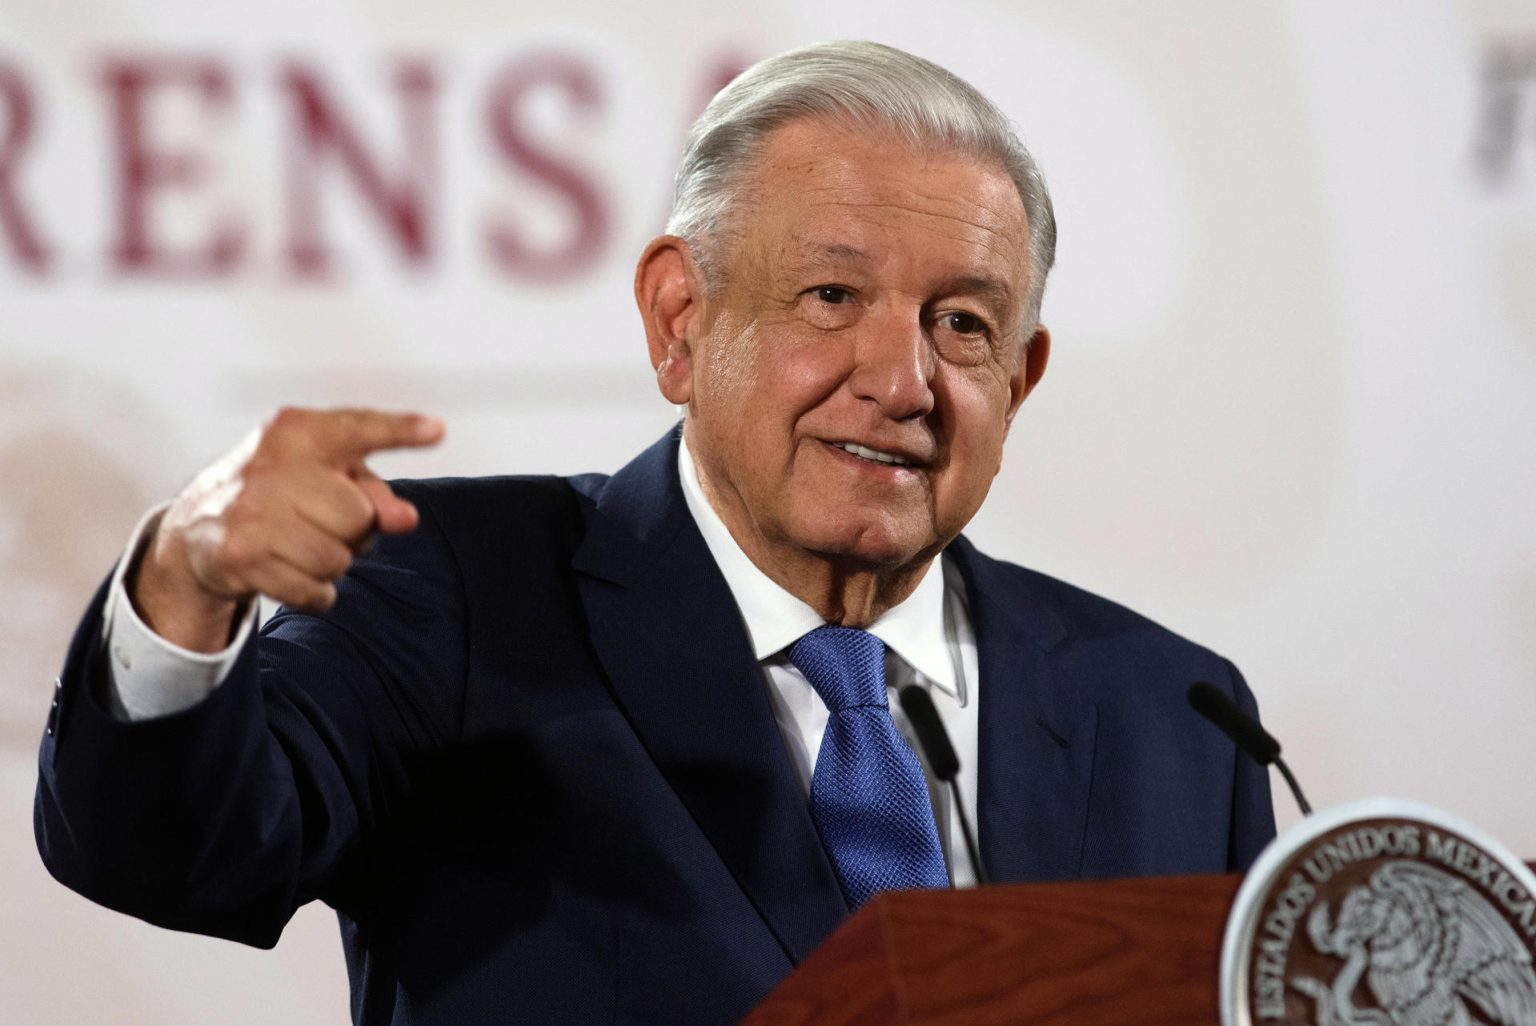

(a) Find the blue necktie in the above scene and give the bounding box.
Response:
[788,625,949,908]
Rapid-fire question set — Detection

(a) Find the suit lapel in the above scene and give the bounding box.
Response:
[572,433,847,964]
[949,538,1098,883]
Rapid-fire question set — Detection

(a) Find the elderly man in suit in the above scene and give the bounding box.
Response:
[36,40,1274,1024]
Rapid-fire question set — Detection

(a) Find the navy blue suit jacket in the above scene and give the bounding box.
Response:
[36,431,1275,1024]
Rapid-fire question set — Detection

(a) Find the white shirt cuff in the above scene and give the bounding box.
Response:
[100,504,256,721]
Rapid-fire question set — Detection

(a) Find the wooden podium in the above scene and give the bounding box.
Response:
[742,873,1245,1026]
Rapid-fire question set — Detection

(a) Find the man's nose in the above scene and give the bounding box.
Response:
[849,307,936,419]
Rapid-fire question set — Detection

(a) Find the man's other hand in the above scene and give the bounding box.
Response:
[133,407,445,653]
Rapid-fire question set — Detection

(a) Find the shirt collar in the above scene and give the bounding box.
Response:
[677,433,958,696]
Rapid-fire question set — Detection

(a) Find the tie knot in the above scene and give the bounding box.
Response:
[787,625,888,712]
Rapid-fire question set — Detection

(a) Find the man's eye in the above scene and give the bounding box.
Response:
[943,312,988,336]
[813,286,852,304]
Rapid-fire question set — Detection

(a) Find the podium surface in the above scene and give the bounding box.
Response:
[743,873,1243,1026]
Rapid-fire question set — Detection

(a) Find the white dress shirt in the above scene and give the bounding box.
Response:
[676,437,981,887]
[100,506,256,721]
[102,442,983,885]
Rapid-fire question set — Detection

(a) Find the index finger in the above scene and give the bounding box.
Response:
[309,408,446,462]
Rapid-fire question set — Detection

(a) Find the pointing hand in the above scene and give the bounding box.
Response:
[133,407,445,652]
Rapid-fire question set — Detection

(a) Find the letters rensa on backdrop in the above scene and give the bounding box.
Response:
[0,51,746,282]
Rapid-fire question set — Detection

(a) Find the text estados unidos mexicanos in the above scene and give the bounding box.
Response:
[1250,824,1536,1019]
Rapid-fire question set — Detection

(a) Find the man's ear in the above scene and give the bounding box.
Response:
[635,236,701,405]
[1004,325,1050,429]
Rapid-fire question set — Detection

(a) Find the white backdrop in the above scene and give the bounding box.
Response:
[3,0,1534,1021]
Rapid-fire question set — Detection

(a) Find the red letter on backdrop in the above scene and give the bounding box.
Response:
[484,53,608,281]
[102,56,243,277]
[282,60,437,279]
[0,61,50,274]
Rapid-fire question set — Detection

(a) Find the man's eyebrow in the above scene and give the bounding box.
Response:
[785,243,872,274]
[783,248,1017,309]
[942,275,1015,309]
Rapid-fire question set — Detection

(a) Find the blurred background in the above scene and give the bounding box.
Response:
[3,0,1534,1021]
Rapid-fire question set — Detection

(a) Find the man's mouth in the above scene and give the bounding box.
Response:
[835,441,912,466]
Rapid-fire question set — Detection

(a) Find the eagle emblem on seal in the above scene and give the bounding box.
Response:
[1293,862,1536,1025]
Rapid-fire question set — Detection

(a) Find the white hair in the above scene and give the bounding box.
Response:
[666,40,1057,331]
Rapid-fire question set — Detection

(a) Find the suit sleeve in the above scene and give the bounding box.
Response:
[33,483,468,948]
[1223,658,1278,871]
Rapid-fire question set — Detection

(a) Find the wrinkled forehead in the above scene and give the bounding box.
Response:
[733,121,1032,296]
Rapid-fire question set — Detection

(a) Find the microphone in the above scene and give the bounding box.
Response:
[898,685,990,886]
[1187,681,1312,816]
